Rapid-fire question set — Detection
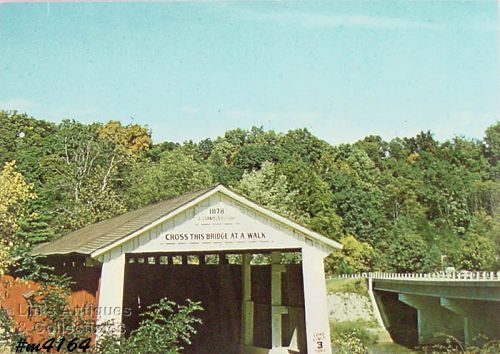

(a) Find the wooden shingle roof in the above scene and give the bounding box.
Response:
[34,186,217,256]
[34,185,342,258]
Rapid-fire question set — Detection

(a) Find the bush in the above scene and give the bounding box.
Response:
[95,298,203,354]
[326,278,368,297]
[331,320,377,347]
[425,334,500,354]
[385,232,428,272]
[331,329,370,354]
[450,233,496,271]
[0,307,16,350]
[326,235,375,275]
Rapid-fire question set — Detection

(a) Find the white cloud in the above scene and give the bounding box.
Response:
[240,9,498,32]
[224,108,322,128]
[432,111,498,141]
[313,112,498,145]
[0,97,99,123]
[248,11,445,30]
[0,98,36,112]
[180,105,200,114]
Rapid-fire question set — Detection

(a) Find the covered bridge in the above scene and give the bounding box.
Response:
[34,184,341,354]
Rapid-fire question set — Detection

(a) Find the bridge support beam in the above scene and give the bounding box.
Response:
[399,294,464,345]
[441,298,500,346]
[373,292,392,329]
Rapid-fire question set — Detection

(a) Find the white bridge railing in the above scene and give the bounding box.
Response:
[329,271,500,281]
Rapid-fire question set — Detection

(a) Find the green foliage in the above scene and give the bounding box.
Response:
[468,210,500,268]
[484,121,499,166]
[278,160,334,220]
[326,236,375,275]
[125,149,212,208]
[41,120,129,232]
[382,229,429,272]
[95,298,203,354]
[1,110,498,274]
[331,321,373,354]
[0,111,57,180]
[308,208,343,240]
[234,162,301,220]
[0,161,36,274]
[279,128,331,164]
[320,148,387,244]
[326,278,368,296]
[232,144,283,175]
[331,320,378,345]
[0,307,19,351]
[425,334,500,354]
[450,233,496,271]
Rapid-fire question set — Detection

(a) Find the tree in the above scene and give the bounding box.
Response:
[450,233,496,271]
[232,144,283,175]
[0,112,498,275]
[207,127,284,185]
[468,209,500,267]
[234,161,301,220]
[484,121,500,166]
[125,149,212,208]
[0,161,36,275]
[278,128,331,164]
[403,130,438,154]
[207,140,240,185]
[98,120,152,155]
[383,231,429,273]
[317,145,387,245]
[40,119,151,232]
[0,111,57,177]
[326,235,375,275]
[278,160,334,220]
[236,161,343,239]
[42,120,131,232]
[327,168,386,244]
[147,141,181,162]
[381,172,426,223]
[354,135,389,170]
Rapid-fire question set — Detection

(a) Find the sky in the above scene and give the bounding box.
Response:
[0,1,499,144]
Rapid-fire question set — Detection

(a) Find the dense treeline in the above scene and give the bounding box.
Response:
[0,110,498,275]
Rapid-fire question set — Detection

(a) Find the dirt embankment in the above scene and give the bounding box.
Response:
[327,278,392,345]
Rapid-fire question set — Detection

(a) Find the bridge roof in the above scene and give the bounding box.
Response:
[34,185,342,258]
[34,186,215,256]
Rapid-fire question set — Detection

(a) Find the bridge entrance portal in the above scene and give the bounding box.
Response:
[122,251,307,354]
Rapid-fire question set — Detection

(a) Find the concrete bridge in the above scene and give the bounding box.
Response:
[338,272,500,347]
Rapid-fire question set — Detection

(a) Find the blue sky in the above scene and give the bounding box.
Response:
[0,1,498,144]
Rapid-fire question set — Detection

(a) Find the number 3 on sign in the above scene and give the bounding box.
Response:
[313,331,326,353]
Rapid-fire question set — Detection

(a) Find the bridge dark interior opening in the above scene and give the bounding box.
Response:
[122,251,306,354]
[374,290,418,347]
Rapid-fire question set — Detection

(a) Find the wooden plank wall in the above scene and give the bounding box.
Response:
[0,263,101,344]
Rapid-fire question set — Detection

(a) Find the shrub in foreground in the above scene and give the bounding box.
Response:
[94,298,203,354]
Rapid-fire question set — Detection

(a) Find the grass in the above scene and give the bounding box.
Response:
[331,319,379,347]
[367,343,417,353]
[326,277,369,296]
